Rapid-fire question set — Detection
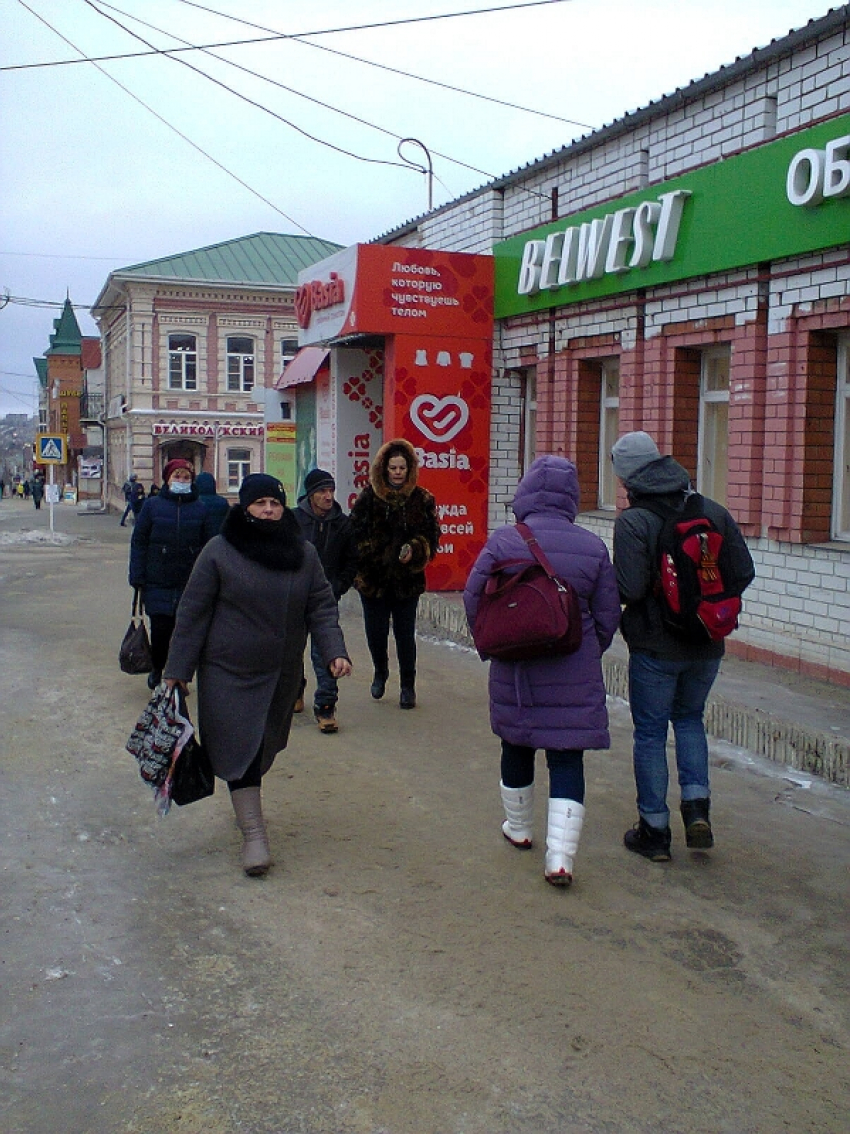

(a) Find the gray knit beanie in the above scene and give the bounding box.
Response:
[611,431,661,482]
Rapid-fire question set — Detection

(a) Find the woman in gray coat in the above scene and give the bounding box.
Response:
[164,474,351,876]
[464,455,620,887]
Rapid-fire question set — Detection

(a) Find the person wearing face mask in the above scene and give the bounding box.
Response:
[129,458,218,689]
[163,474,351,876]
[350,438,440,709]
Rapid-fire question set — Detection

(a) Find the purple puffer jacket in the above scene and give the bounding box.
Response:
[463,456,621,751]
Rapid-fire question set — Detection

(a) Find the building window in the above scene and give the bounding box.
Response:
[698,346,730,506]
[227,448,251,491]
[227,336,255,393]
[833,335,850,540]
[598,358,620,509]
[518,368,537,476]
[281,338,299,369]
[168,334,197,391]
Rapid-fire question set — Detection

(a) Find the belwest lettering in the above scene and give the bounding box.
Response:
[295,272,345,329]
[517,189,691,296]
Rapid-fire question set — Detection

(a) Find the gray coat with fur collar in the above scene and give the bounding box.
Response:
[164,508,349,781]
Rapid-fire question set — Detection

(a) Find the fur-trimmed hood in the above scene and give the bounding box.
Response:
[369,438,420,502]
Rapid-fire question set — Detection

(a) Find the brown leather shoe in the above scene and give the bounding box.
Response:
[315,707,338,734]
[293,696,305,714]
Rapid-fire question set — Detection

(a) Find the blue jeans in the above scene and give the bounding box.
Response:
[309,635,338,711]
[628,651,721,828]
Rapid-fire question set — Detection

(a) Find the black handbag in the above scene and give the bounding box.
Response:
[119,589,153,675]
[170,727,215,807]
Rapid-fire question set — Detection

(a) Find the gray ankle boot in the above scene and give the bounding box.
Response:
[230,786,271,876]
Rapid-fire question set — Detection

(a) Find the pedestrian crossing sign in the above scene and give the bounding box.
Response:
[36,434,66,463]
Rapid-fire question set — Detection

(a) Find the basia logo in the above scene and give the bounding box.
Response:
[294,272,345,330]
[410,394,469,444]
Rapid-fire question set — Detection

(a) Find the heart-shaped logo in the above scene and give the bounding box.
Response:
[409,394,470,443]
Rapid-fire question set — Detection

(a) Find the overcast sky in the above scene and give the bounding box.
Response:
[0,0,838,416]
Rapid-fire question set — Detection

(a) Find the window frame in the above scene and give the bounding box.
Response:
[167,333,198,391]
[226,336,255,394]
[697,345,731,506]
[832,334,850,541]
[597,356,620,510]
[226,447,252,491]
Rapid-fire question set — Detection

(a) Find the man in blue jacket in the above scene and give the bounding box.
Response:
[612,432,755,862]
[294,469,358,733]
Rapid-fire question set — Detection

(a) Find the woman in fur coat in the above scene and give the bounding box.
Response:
[463,455,621,887]
[350,438,440,709]
[164,474,351,877]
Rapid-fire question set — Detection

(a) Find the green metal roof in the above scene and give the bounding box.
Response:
[33,357,48,386]
[45,299,82,356]
[116,232,343,287]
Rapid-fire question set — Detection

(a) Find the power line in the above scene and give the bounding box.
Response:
[82,0,414,173]
[176,0,593,131]
[88,0,554,200]
[0,251,131,262]
[90,0,543,188]
[1,0,573,72]
[13,0,315,234]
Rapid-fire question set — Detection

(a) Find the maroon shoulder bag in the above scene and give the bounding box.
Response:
[471,522,583,662]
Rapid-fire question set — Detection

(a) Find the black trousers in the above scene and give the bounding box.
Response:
[359,594,419,687]
[148,613,176,675]
[500,740,586,803]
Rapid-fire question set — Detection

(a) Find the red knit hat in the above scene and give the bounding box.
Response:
[162,458,194,484]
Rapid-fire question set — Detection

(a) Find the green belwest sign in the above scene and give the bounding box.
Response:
[493,113,850,318]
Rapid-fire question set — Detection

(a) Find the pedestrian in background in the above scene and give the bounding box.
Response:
[195,471,230,533]
[129,480,146,521]
[464,455,621,887]
[350,438,440,710]
[164,474,351,877]
[293,468,358,733]
[31,474,44,511]
[611,431,755,862]
[120,474,137,525]
[129,458,217,689]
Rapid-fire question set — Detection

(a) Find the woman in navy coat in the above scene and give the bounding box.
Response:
[129,458,218,687]
[464,455,620,887]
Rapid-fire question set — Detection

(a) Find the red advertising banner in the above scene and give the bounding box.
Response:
[384,334,492,590]
[297,245,494,346]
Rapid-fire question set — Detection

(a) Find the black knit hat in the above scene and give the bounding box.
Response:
[303,468,335,496]
[239,473,286,509]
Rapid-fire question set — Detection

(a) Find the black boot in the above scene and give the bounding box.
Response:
[624,817,672,862]
[681,799,713,849]
[399,685,416,709]
[370,670,388,700]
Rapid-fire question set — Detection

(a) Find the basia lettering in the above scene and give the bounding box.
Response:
[413,446,471,470]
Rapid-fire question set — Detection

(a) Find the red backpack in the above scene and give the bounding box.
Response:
[643,494,743,644]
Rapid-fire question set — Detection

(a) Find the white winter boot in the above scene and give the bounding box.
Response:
[230,786,271,877]
[500,781,535,848]
[544,798,585,886]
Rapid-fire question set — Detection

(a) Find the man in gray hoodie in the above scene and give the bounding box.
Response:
[612,432,755,862]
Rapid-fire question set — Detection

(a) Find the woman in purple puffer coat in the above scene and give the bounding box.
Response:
[464,455,621,887]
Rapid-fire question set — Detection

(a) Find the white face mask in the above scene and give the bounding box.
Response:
[170,480,192,495]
